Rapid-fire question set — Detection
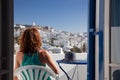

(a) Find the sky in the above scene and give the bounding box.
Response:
[14,0,89,33]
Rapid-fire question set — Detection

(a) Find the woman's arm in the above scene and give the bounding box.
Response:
[14,52,21,80]
[46,50,59,74]
[14,76,18,80]
[40,50,59,74]
[14,53,20,71]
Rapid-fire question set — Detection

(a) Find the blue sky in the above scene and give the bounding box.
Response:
[14,0,88,33]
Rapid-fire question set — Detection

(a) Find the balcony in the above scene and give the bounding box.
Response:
[14,53,87,80]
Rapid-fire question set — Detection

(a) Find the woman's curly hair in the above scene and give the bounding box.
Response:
[19,27,42,54]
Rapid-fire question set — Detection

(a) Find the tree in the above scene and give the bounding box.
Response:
[70,46,82,53]
[82,43,87,52]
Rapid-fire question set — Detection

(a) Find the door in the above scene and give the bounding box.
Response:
[104,0,120,80]
[107,0,120,80]
[0,0,14,80]
[88,0,104,80]
[87,0,96,80]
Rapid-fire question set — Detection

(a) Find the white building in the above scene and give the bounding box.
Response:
[14,29,21,37]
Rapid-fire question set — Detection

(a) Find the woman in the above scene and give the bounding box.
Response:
[14,27,59,80]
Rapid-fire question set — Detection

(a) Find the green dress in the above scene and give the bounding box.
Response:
[21,52,51,80]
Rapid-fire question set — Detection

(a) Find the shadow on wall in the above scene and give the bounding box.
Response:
[113,70,120,80]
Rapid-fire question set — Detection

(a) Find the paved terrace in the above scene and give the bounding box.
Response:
[14,53,87,80]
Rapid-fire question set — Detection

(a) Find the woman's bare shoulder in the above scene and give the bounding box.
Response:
[16,51,24,58]
[38,49,49,56]
[38,49,48,53]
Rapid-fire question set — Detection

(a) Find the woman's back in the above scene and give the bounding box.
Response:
[21,52,45,66]
[15,51,52,80]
